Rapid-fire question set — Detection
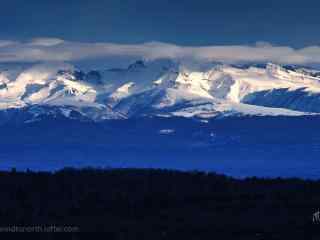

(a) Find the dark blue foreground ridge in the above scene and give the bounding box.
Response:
[1,111,319,179]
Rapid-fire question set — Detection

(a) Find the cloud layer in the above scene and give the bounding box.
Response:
[0,38,320,65]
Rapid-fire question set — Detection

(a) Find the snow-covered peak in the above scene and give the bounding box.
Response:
[1,60,320,121]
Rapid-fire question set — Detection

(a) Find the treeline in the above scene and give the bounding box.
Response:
[0,168,320,239]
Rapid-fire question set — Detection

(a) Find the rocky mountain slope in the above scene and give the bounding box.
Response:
[1,60,320,122]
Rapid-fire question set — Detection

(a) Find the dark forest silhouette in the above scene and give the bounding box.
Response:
[0,168,320,239]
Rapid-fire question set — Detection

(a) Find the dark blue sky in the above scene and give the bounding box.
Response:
[1,0,320,47]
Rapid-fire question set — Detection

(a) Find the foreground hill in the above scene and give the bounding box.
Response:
[1,115,320,178]
[0,168,319,238]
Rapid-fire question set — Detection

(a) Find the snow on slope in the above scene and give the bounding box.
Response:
[0,60,319,121]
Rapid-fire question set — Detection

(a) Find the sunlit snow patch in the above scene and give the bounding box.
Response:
[159,129,175,135]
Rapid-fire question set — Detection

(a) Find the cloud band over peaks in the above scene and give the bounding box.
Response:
[0,38,318,65]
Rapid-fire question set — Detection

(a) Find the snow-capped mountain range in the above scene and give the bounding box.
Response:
[1,59,320,122]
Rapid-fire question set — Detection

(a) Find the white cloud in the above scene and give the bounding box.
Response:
[0,38,320,65]
[0,40,17,47]
[28,38,65,46]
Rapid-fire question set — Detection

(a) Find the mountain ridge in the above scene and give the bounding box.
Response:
[1,60,320,122]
